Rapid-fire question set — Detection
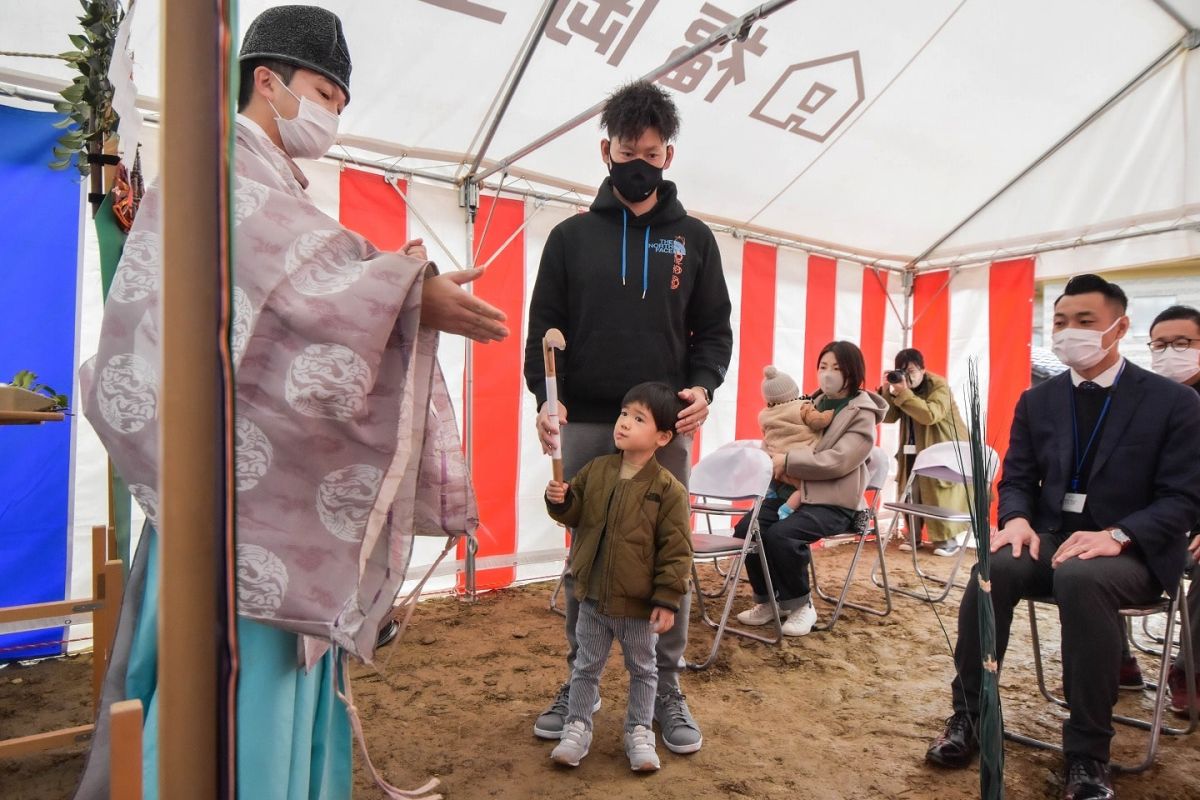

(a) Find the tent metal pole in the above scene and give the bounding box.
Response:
[905,37,1186,271]
[464,1,557,181]
[474,0,800,183]
[921,218,1200,271]
[461,182,478,601]
[1149,0,1195,31]
[157,0,227,795]
[901,270,913,348]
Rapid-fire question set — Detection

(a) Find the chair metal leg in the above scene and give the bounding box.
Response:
[873,515,972,604]
[1007,591,1199,774]
[688,524,783,670]
[812,525,892,632]
[548,568,566,617]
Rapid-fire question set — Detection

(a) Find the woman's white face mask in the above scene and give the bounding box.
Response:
[1051,318,1121,371]
[818,369,844,396]
[267,72,339,160]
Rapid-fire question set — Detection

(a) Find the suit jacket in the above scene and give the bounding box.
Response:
[998,360,1200,594]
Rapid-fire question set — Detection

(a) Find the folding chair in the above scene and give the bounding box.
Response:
[870,440,997,604]
[686,441,779,671]
[809,446,892,631]
[1004,579,1198,773]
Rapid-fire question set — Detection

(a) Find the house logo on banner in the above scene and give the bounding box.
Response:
[420,0,865,144]
[750,52,865,142]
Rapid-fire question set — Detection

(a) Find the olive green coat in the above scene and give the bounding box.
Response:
[882,371,970,542]
[546,454,692,618]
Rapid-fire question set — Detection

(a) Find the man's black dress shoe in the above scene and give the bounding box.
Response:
[1063,756,1114,800]
[925,711,978,768]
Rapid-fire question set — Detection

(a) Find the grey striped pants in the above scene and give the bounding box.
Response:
[567,599,658,732]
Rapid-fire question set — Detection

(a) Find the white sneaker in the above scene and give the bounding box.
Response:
[933,538,964,557]
[623,725,661,771]
[780,603,817,637]
[550,720,591,767]
[736,603,778,626]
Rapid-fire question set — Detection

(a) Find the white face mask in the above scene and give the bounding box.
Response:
[268,72,339,160]
[1051,318,1121,371]
[818,370,844,396]
[1151,347,1200,383]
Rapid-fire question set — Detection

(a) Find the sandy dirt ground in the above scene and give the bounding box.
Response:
[2,543,1198,799]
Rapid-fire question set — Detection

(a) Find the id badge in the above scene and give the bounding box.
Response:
[1062,492,1087,513]
[903,444,917,455]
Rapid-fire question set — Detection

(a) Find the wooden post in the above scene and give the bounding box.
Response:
[110,699,144,800]
[91,524,107,708]
[157,1,225,796]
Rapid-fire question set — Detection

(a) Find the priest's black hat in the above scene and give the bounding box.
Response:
[240,5,352,104]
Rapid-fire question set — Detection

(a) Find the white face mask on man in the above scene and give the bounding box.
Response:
[267,72,339,160]
[1151,348,1200,383]
[1051,318,1121,371]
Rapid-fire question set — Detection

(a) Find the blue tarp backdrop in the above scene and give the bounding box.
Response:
[0,104,81,661]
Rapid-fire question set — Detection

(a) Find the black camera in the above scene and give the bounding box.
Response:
[886,370,905,384]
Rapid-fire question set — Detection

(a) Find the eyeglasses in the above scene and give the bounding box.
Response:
[1147,338,1200,353]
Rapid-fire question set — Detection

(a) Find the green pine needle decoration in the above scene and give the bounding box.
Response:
[953,357,1005,799]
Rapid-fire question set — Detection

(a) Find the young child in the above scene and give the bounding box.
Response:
[759,365,832,518]
[544,381,693,771]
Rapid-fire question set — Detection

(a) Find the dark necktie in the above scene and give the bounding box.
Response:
[1079,381,1102,391]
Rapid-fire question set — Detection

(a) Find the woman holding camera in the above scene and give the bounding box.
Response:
[881,349,970,556]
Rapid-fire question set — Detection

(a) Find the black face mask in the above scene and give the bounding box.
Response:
[608,157,663,203]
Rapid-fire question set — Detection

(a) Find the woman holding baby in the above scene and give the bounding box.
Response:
[732,341,887,636]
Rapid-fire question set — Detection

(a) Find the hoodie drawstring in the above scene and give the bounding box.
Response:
[642,226,650,300]
[621,209,651,300]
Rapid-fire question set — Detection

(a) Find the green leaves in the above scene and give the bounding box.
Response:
[51,0,125,175]
[8,371,70,411]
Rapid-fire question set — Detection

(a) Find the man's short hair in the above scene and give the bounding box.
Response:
[600,81,680,144]
[818,341,866,395]
[1054,273,1128,313]
[237,58,296,112]
[621,381,685,434]
[1150,304,1200,333]
[894,348,925,371]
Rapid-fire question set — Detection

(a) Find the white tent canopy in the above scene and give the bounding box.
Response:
[4,0,1198,274]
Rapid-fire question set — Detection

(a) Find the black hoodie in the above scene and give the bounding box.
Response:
[524,178,733,424]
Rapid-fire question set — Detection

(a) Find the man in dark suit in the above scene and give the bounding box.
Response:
[925,274,1200,800]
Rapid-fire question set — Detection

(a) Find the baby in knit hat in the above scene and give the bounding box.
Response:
[759,365,833,516]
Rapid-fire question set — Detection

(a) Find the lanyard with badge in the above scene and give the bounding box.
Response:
[1063,362,1125,514]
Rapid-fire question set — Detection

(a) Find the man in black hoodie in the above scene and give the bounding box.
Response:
[525,80,732,756]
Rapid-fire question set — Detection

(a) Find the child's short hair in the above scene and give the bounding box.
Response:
[621,382,685,434]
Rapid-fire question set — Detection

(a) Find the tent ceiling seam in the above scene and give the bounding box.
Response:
[473,0,801,183]
[904,36,1187,271]
[743,0,969,228]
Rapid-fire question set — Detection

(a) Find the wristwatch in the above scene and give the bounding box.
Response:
[696,386,711,404]
[1106,527,1132,549]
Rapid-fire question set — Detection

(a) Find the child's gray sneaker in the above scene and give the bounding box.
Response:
[623,725,661,771]
[550,720,591,767]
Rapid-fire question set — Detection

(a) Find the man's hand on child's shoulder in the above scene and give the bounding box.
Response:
[546,480,570,505]
[650,606,675,634]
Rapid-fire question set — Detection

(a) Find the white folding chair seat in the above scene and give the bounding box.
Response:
[686,441,778,670]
